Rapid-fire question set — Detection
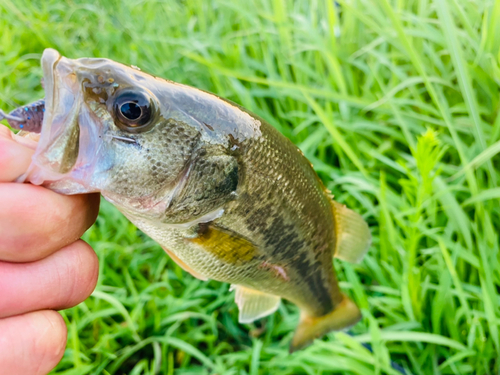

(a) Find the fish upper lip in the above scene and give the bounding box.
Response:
[41,48,62,73]
[41,48,61,124]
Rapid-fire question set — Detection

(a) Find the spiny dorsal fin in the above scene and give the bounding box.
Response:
[231,285,281,323]
[331,201,371,263]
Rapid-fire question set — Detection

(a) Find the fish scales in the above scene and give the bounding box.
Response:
[128,120,341,316]
[5,49,372,351]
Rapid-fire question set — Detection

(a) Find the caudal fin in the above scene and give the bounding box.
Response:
[290,294,361,352]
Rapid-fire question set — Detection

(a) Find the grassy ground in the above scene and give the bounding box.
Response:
[1,0,500,374]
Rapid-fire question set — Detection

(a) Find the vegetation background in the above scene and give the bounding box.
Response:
[1,0,500,374]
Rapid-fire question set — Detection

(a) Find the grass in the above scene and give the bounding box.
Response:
[1,0,500,373]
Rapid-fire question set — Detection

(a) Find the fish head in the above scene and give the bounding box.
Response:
[26,48,204,219]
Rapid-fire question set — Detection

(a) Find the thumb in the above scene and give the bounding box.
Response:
[0,125,36,182]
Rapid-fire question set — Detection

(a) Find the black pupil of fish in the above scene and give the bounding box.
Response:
[120,102,142,121]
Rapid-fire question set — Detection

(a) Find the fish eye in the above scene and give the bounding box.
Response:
[120,102,142,121]
[112,90,156,132]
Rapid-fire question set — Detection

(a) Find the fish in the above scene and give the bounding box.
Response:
[5,49,371,351]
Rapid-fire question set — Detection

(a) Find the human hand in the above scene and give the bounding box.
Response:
[0,125,100,374]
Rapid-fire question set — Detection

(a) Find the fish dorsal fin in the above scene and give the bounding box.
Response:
[231,285,281,323]
[162,247,208,281]
[331,201,371,263]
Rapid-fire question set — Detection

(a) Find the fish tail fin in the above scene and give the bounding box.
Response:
[290,294,361,352]
[331,200,371,263]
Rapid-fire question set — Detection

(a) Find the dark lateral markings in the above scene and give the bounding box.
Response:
[242,193,334,316]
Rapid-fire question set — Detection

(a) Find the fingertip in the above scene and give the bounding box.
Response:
[0,129,34,182]
[82,193,101,231]
[0,240,100,317]
[0,185,100,263]
[0,310,67,375]
[0,124,12,137]
[57,240,99,309]
[32,310,67,367]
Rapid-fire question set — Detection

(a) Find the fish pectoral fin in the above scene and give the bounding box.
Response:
[188,226,258,266]
[331,200,372,263]
[162,247,208,281]
[290,294,361,352]
[231,285,281,323]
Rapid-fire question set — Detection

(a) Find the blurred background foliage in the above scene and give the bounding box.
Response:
[1,0,500,374]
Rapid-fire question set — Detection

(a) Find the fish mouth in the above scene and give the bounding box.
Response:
[19,49,107,193]
[40,49,81,174]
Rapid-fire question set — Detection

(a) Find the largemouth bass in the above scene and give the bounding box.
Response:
[4,49,371,351]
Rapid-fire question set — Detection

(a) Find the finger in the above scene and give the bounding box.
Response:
[0,240,99,318]
[0,183,100,262]
[0,310,67,375]
[0,125,35,182]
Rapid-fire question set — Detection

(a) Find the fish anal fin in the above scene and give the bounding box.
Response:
[290,294,361,352]
[231,285,281,323]
[331,200,371,263]
[162,247,208,281]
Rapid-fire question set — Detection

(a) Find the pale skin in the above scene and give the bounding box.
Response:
[0,125,100,375]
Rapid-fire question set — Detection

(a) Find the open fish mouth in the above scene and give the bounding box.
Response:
[13,49,110,194]
[33,49,81,177]
[1,49,85,188]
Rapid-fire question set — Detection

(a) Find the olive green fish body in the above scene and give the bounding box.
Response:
[127,118,342,317]
[16,49,371,351]
[217,121,343,316]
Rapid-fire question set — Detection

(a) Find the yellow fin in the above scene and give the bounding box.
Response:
[189,226,258,266]
[290,294,361,352]
[231,285,281,323]
[162,247,208,281]
[331,201,371,263]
